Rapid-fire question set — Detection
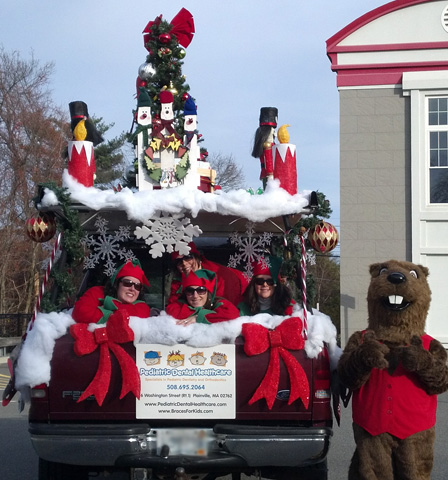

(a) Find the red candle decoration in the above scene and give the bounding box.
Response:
[272,143,297,195]
[67,141,96,187]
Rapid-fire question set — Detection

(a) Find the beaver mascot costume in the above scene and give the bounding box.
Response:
[338,260,448,480]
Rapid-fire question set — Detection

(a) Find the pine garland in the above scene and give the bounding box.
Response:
[270,192,333,305]
[35,182,84,312]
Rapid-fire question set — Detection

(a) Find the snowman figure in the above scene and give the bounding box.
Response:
[181,96,201,188]
[135,88,154,190]
[158,90,178,188]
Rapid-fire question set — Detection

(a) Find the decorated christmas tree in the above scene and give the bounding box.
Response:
[138,8,195,136]
[131,8,215,191]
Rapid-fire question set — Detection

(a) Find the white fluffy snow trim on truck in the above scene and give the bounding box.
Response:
[131,308,340,368]
[15,311,75,391]
[38,170,312,223]
[14,307,340,395]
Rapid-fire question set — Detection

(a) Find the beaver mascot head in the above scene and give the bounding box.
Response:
[367,260,431,343]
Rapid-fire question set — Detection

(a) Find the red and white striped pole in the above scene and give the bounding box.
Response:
[28,232,62,332]
[300,233,308,339]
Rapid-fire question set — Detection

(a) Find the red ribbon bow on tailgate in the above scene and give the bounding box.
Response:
[242,317,310,410]
[70,310,140,406]
[143,8,195,50]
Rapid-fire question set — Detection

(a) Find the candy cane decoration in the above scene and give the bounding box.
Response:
[300,233,308,338]
[28,232,63,332]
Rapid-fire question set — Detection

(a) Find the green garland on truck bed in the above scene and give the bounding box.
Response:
[36,183,84,313]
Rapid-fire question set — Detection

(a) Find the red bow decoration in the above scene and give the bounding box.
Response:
[143,8,195,51]
[242,317,310,410]
[69,310,140,406]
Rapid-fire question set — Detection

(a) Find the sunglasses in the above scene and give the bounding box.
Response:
[175,254,194,265]
[184,286,208,296]
[254,277,275,286]
[119,278,143,291]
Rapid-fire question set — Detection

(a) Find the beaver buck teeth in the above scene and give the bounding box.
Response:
[389,295,403,305]
[383,294,411,311]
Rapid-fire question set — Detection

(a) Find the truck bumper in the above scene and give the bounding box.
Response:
[29,423,332,470]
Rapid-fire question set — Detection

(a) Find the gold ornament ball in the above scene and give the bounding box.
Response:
[26,213,57,243]
[178,48,186,59]
[167,81,178,95]
[309,221,338,254]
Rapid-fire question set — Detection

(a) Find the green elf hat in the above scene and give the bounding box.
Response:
[138,87,152,108]
[111,259,150,287]
[181,269,217,299]
[252,256,283,285]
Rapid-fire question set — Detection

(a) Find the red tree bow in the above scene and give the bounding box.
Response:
[242,317,310,410]
[169,8,195,48]
[143,8,195,50]
[70,310,140,406]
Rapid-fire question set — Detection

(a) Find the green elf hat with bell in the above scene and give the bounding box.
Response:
[111,259,150,287]
[182,269,217,298]
[252,256,283,285]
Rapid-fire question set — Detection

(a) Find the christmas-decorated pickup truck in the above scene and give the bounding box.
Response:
[7,179,340,480]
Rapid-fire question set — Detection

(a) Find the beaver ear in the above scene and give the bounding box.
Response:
[369,263,383,277]
[417,264,429,278]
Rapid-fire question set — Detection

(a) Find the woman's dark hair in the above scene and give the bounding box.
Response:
[180,290,213,310]
[242,277,292,315]
[172,252,202,273]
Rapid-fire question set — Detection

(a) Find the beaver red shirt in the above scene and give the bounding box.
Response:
[352,334,437,439]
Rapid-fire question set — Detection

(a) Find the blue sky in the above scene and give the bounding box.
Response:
[1,0,387,235]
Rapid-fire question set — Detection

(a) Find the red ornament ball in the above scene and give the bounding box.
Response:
[26,213,57,243]
[182,93,189,102]
[308,221,339,254]
[136,78,147,89]
[159,33,171,44]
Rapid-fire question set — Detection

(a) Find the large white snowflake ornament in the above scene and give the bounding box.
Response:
[228,222,273,280]
[83,216,136,276]
[134,211,202,258]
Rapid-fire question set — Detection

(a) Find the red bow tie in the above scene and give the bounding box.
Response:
[70,310,140,406]
[242,317,310,410]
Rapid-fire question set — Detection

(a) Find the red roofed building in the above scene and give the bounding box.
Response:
[327,0,448,346]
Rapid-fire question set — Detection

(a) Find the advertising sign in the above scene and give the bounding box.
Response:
[136,343,236,419]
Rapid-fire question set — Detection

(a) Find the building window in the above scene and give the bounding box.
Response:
[428,97,448,203]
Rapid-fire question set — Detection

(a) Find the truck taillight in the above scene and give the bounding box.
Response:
[314,348,331,400]
[31,384,48,399]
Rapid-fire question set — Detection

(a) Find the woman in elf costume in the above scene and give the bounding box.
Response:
[169,242,248,307]
[72,260,151,324]
[166,269,240,325]
[238,256,295,316]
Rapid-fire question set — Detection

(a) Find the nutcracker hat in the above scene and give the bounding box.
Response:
[184,96,197,116]
[69,100,89,120]
[252,256,282,285]
[138,87,152,108]
[259,107,278,127]
[159,90,174,104]
[111,259,150,287]
[181,269,217,297]
[171,242,200,261]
